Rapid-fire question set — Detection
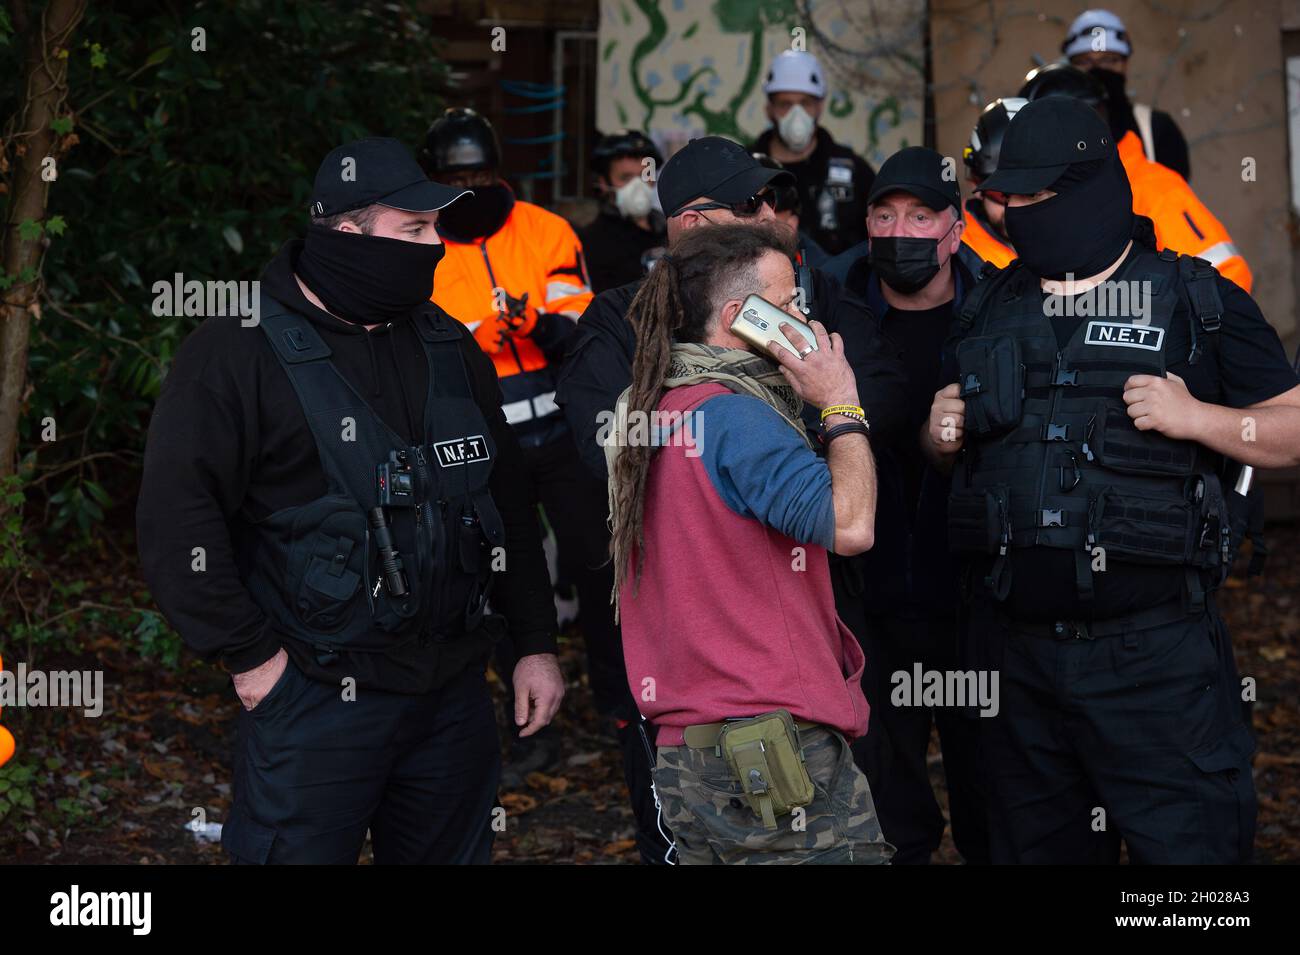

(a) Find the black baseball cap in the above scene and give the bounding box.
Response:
[309,137,470,218]
[975,96,1113,196]
[867,146,961,214]
[657,136,794,217]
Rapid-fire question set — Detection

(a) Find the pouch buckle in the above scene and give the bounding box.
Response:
[1042,422,1070,442]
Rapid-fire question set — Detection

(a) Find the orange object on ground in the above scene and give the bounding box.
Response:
[0,653,14,767]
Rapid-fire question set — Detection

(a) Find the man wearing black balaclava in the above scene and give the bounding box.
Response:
[926,96,1300,864]
[138,137,564,864]
[835,146,990,865]
[1061,7,1191,181]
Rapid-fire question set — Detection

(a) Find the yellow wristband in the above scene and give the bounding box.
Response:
[820,404,865,421]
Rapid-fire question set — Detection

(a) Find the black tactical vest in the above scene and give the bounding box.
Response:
[948,248,1230,611]
[236,296,505,659]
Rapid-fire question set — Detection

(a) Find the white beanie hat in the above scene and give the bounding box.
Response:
[763,50,826,98]
[1062,9,1132,59]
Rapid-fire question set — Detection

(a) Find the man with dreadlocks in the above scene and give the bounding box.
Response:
[606,222,894,865]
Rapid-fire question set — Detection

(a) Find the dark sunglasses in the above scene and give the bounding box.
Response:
[672,190,777,218]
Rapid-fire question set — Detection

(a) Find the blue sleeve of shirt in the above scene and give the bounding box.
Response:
[694,394,836,549]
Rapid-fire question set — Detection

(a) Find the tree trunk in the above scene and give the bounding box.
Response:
[0,0,85,479]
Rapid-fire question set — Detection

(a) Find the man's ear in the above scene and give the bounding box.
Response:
[719,298,743,332]
[948,216,965,253]
[337,220,362,234]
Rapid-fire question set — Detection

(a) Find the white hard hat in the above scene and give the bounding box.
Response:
[1062,9,1131,59]
[763,50,826,98]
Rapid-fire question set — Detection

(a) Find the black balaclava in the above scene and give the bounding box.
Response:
[436,181,515,242]
[1003,155,1133,280]
[296,225,445,324]
[1088,67,1136,141]
[869,215,959,294]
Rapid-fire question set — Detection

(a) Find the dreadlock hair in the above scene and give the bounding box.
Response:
[609,221,797,598]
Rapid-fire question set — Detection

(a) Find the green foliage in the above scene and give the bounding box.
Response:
[134,609,182,669]
[0,761,37,824]
[3,0,450,544]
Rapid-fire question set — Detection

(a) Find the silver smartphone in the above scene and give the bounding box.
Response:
[730,294,818,359]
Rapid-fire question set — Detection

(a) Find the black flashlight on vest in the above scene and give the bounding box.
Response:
[369,507,409,598]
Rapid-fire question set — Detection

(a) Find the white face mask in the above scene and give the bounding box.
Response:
[776,104,816,152]
[613,176,655,220]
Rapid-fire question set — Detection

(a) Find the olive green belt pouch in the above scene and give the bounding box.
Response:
[718,709,816,830]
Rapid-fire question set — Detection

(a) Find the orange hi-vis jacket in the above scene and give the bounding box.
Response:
[961,199,1016,270]
[1118,131,1252,292]
[432,199,592,438]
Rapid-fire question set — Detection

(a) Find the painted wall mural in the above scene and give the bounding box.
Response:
[597,0,925,164]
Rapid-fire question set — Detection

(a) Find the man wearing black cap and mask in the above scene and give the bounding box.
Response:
[555,135,908,864]
[138,137,564,864]
[926,97,1300,863]
[827,146,989,865]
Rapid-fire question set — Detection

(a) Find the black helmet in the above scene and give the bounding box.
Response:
[963,97,1028,183]
[590,129,662,180]
[420,108,501,175]
[1018,62,1107,108]
[750,153,800,213]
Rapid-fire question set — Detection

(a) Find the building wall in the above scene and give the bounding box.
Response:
[595,0,925,164]
[931,0,1297,349]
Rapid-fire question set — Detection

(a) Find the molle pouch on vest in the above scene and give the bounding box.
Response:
[287,496,371,636]
[948,483,1012,600]
[717,710,815,830]
[1192,474,1233,579]
[956,335,1024,437]
[454,489,506,630]
[1088,401,1197,476]
[948,483,1011,556]
[1088,484,1198,567]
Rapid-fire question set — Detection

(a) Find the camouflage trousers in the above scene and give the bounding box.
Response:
[653,725,895,864]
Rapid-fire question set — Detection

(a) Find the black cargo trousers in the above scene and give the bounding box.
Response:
[972,594,1256,864]
[222,657,500,865]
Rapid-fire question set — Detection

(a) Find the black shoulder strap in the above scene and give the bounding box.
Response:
[1176,253,1224,365]
[259,296,332,364]
[957,260,1019,334]
[414,306,468,344]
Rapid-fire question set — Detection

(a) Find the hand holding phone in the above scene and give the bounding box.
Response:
[730,294,818,359]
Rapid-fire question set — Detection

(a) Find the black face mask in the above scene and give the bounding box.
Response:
[869,217,956,294]
[296,225,445,325]
[1003,155,1134,280]
[1088,67,1134,137]
[436,182,515,241]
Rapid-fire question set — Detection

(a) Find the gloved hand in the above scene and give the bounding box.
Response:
[472,293,540,354]
[0,653,15,768]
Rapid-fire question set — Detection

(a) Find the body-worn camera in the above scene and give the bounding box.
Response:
[376,449,415,507]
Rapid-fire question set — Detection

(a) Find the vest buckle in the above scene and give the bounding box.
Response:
[1042,423,1069,442]
[1051,367,1078,387]
[1039,509,1065,528]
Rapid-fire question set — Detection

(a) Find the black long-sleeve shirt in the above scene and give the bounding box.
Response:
[137,241,557,693]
